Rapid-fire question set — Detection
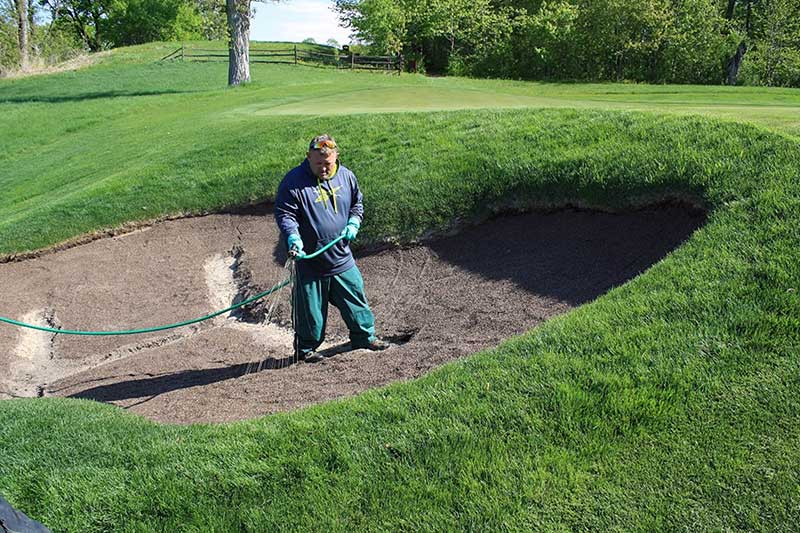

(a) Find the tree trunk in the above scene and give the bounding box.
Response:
[16,0,29,69]
[226,0,250,86]
[88,6,103,51]
[726,40,746,85]
[725,0,736,20]
[722,0,752,86]
[744,0,752,34]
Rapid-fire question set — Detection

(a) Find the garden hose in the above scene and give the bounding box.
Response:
[0,236,345,336]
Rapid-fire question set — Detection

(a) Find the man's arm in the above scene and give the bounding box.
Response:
[275,179,301,239]
[348,172,364,224]
[340,171,364,241]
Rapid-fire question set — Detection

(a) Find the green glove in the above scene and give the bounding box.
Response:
[287,233,306,258]
[340,217,361,241]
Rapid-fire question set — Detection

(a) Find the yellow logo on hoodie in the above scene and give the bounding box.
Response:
[315,185,341,209]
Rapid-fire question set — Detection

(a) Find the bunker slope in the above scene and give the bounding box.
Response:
[0,205,704,424]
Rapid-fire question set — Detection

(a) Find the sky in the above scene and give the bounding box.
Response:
[251,0,353,46]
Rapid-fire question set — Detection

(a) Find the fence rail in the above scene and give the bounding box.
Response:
[162,44,402,74]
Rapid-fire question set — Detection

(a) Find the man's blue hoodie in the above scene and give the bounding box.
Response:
[275,159,364,279]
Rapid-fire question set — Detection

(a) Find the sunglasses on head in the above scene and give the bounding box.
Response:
[311,139,337,150]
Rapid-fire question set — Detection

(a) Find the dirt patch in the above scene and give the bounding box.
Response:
[0,205,705,423]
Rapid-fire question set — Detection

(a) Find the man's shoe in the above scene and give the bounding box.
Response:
[354,338,389,351]
[305,352,324,363]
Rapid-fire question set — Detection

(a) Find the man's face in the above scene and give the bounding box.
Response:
[307,149,338,179]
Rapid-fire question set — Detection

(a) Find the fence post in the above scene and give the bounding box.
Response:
[294,45,297,65]
[351,52,355,69]
[180,44,184,61]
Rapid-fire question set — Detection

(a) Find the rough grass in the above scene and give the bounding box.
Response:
[0,43,799,531]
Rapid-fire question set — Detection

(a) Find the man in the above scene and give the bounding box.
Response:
[275,134,389,360]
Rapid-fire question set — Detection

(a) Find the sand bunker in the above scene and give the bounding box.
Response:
[0,205,704,424]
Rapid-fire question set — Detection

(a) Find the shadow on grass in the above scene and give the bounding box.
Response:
[0,89,193,104]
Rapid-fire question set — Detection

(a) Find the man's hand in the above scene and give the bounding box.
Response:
[340,217,361,241]
[287,234,306,258]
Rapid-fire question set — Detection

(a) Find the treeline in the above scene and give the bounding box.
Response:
[1,0,226,74]
[334,0,800,87]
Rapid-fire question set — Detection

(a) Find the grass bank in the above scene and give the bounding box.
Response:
[0,44,798,531]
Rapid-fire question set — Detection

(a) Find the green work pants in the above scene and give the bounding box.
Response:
[292,265,376,356]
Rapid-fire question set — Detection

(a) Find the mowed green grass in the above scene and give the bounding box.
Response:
[1,42,799,531]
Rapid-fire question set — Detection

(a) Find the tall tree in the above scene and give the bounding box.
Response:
[334,0,516,74]
[15,0,27,67]
[42,0,206,51]
[40,0,110,51]
[723,0,754,84]
[226,0,249,85]
[739,0,800,86]
[334,0,408,55]
[760,0,800,85]
[226,1,290,86]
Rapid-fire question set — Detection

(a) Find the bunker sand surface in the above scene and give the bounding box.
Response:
[0,206,704,424]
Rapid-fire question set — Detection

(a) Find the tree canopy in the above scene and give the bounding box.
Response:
[334,0,800,86]
[38,0,226,51]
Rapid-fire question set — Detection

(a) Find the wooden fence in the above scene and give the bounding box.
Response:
[161,45,402,74]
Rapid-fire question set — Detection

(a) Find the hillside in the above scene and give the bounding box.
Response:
[0,42,798,531]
